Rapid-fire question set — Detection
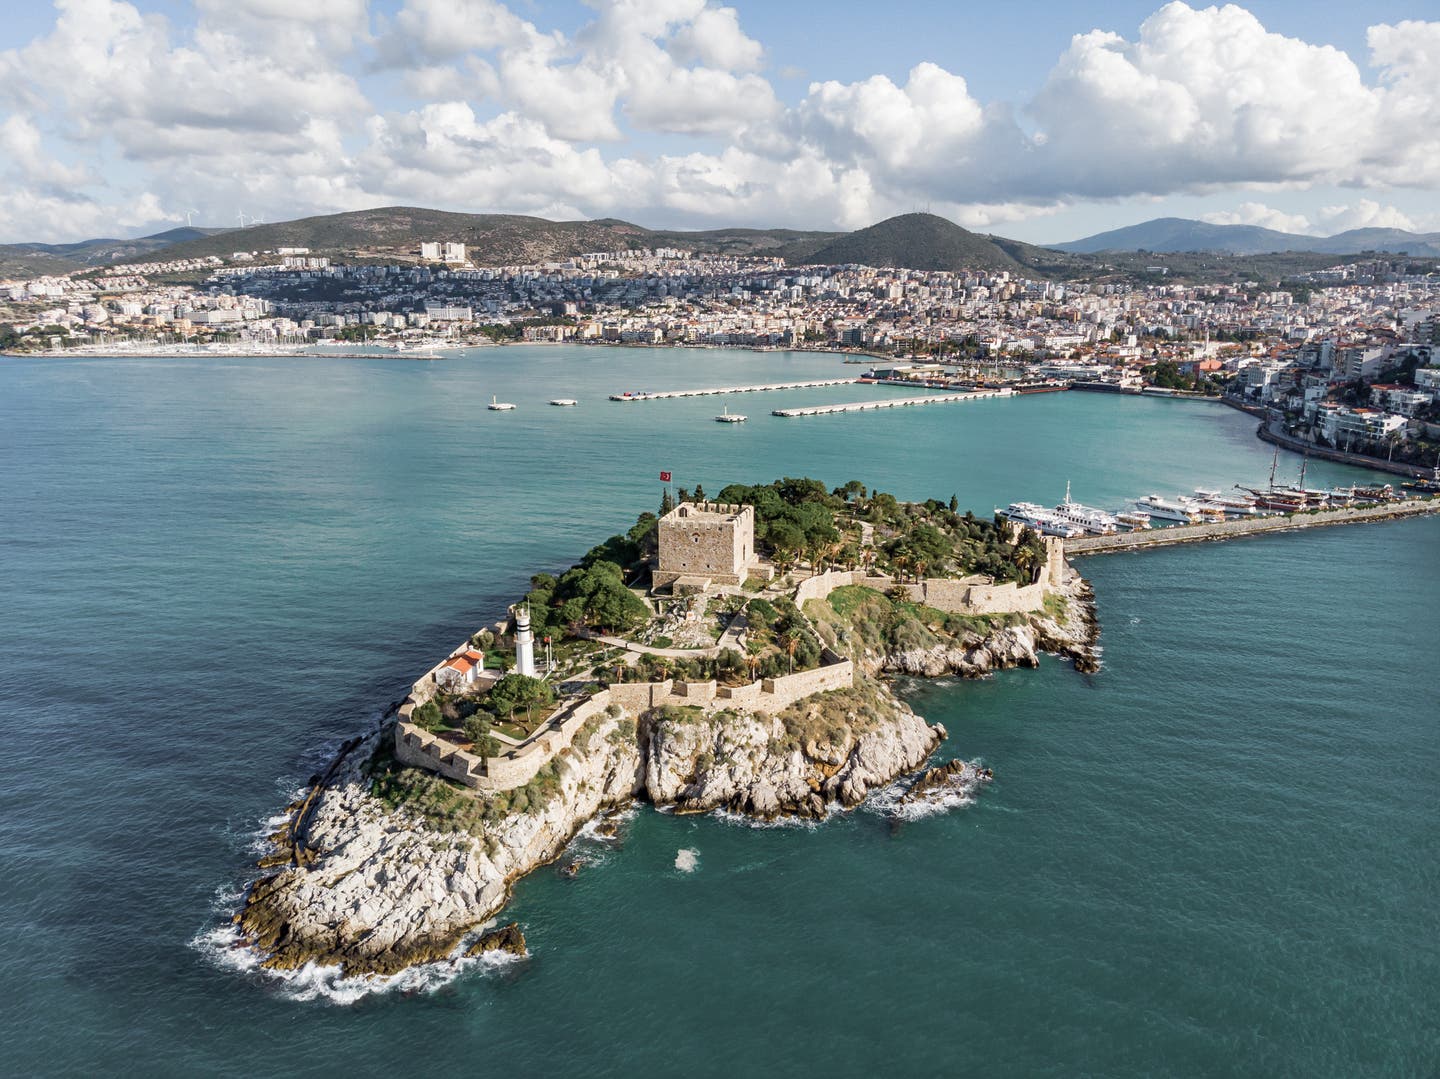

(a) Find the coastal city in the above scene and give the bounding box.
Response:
[5,238,1440,473]
[6,0,1440,1072]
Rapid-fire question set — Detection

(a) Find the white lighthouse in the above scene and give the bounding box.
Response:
[514,606,536,678]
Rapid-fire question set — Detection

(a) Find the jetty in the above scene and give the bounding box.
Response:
[772,388,1013,418]
[1064,498,1440,555]
[609,378,856,401]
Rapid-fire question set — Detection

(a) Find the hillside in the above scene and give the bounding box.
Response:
[149,207,836,266]
[1054,216,1440,257]
[775,213,1026,273]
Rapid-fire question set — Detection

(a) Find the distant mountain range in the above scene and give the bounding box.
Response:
[1052,216,1440,257]
[0,226,233,276]
[4,208,1437,283]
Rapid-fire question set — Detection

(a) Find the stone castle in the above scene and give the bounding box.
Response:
[393,501,1071,792]
[652,501,767,592]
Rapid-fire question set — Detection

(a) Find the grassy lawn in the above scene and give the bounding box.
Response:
[493,721,530,741]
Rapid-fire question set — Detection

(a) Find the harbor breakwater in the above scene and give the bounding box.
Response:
[1064,498,1440,555]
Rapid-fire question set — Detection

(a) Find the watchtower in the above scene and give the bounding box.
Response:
[654,502,758,591]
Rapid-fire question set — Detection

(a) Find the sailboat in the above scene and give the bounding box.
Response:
[488,394,516,411]
[714,405,747,423]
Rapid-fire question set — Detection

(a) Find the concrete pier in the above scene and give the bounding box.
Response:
[609,378,857,401]
[771,388,1013,417]
[1065,498,1440,555]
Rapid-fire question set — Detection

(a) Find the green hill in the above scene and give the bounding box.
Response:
[775,213,1027,273]
[149,206,836,266]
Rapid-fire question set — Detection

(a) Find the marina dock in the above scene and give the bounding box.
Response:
[1064,498,1440,555]
[609,378,857,401]
[772,388,1013,417]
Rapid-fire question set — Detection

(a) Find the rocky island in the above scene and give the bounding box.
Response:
[234,479,1099,980]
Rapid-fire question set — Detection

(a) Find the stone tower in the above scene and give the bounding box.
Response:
[515,606,536,677]
[654,501,758,590]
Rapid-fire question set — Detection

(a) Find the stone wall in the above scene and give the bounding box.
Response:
[798,568,1052,617]
[1065,498,1440,555]
[393,653,856,791]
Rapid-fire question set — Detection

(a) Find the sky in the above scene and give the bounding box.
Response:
[2,0,1440,245]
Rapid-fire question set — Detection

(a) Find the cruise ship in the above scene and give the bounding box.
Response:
[1051,483,1119,534]
[999,501,1084,538]
[1134,495,1200,523]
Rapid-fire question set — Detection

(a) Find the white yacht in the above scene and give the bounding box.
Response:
[549,398,579,407]
[715,406,747,423]
[1194,489,1260,515]
[1134,495,1199,523]
[1178,497,1228,522]
[999,501,1084,538]
[1052,482,1120,534]
[1115,511,1152,530]
[488,395,516,411]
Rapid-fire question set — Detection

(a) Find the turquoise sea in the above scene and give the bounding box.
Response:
[1,346,1436,1077]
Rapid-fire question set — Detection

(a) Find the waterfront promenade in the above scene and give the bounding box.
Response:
[1065,498,1440,555]
[1256,419,1435,479]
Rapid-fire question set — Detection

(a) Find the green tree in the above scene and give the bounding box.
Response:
[463,713,501,756]
[412,700,443,731]
[487,674,553,721]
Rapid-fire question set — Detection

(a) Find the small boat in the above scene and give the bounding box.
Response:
[549,398,579,407]
[715,406,747,423]
[488,395,516,411]
[1115,511,1152,530]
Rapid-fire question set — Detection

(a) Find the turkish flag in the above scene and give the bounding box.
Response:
[659,471,672,482]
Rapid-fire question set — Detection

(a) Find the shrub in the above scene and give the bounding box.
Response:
[412,700,442,731]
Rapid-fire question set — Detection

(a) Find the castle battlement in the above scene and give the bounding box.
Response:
[654,501,761,590]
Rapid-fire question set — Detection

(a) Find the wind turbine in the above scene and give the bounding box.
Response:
[237,210,250,228]
[184,208,200,227]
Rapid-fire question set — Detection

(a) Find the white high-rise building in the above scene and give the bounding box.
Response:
[443,242,466,264]
[419,242,441,261]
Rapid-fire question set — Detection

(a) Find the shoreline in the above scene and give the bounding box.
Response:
[230,561,1099,981]
[1255,419,1436,479]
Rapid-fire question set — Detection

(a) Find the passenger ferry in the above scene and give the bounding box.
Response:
[1134,495,1200,523]
[1052,483,1119,534]
[998,501,1084,538]
[1194,489,1261,515]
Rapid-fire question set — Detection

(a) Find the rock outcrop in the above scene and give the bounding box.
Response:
[233,566,1101,981]
[644,685,942,818]
[237,680,943,978]
[882,570,1099,679]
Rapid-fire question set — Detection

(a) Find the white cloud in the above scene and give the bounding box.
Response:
[1315,199,1417,235]
[1201,202,1314,234]
[3,1,1440,243]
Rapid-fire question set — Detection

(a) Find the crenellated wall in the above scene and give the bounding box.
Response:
[393,653,856,791]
